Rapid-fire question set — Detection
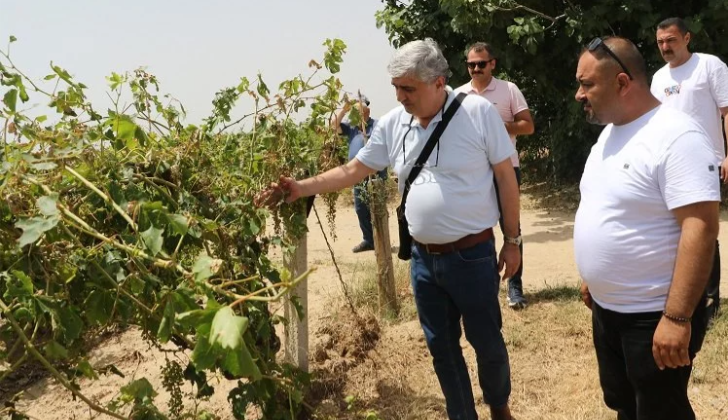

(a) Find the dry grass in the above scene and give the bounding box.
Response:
[348,259,417,324]
[310,274,728,420]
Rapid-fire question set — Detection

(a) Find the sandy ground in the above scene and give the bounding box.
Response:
[12,193,728,419]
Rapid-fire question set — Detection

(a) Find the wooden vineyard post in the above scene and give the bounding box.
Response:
[284,233,309,372]
[369,178,399,318]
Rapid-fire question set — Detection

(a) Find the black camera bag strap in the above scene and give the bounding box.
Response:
[398,92,467,216]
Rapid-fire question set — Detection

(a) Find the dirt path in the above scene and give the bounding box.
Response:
[14,194,728,419]
[304,196,580,299]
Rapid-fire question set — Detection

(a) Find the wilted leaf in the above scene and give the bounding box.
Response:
[208,307,261,379]
[77,359,99,379]
[85,289,115,325]
[30,161,58,171]
[141,225,164,256]
[190,313,216,371]
[50,62,74,86]
[221,343,261,379]
[3,270,33,299]
[36,195,59,217]
[192,254,222,283]
[44,340,69,360]
[113,116,140,149]
[248,219,260,235]
[3,89,17,112]
[209,307,247,350]
[168,213,188,235]
[16,215,59,248]
[57,305,83,342]
[120,378,157,403]
[157,298,176,343]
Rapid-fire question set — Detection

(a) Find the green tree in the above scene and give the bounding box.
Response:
[376,0,728,182]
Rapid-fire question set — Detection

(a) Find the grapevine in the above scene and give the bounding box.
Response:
[0,35,349,419]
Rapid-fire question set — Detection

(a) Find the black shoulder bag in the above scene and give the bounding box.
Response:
[397,92,466,260]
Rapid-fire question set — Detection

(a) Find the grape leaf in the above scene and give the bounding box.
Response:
[141,225,164,256]
[16,215,59,248]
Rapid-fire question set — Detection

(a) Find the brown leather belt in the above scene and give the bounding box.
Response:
[414,228,494,255]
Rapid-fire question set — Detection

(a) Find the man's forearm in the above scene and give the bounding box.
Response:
[505,120,534,136]
[299,158,375,197]
[331,108,348,133]
[665,217,718,317]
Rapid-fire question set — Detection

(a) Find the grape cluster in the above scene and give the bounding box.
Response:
[161,360,184,418]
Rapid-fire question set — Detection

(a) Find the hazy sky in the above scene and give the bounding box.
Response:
[1,0,401,124]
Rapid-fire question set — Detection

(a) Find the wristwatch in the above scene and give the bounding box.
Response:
[504,235,522,246]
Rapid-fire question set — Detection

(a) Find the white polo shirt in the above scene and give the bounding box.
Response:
[574,106,720,313]
[651,53,728,162]
[455,78,530,167]
[356,88,515,244]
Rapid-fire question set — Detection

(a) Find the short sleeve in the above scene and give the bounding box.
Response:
[481,103,516,165]
[707,57,728,108]
[339,121,353,139]
[650,71,665,101]
[355,122,390,171]
[658,130,721,210]
[509,83,529,115]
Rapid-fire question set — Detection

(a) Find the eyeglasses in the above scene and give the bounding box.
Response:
[587,37,633,80]
[466,59,494,70]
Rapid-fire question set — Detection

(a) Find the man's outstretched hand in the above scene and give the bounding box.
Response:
[254,176,303,208]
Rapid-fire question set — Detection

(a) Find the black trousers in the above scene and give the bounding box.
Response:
[494,166,523,288]
[592,299,707,420]
[706,240,721,319]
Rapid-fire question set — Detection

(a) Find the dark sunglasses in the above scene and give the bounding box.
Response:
[587,37,633,80]
[466,59,494,70]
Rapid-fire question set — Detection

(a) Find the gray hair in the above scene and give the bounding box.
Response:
[387,38,450,82]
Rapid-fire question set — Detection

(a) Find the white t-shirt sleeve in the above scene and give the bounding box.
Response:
[650,71,665,101]
[658,130,721,210]
[481,103,516,164]
[708,56,728,108]
[355,122,389,171]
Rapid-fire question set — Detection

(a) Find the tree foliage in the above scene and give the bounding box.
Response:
[0,35,349,419]
[376,0,728,182]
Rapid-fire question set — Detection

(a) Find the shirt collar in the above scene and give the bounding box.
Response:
[468,77,498,94]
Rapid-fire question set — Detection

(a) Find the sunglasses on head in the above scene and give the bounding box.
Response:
[466,59,494,70]
[587,37,633,80]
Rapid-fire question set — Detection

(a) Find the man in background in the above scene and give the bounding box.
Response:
[651,17,728,321]
[332,94,387,253]
[456,42,534,309]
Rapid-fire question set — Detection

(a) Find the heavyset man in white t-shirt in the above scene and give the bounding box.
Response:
[574,36,719,420]
[650,17,728,322]
[256,39,521,420]
[455,42,535,310]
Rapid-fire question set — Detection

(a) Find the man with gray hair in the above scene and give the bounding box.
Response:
[256,38,521,420]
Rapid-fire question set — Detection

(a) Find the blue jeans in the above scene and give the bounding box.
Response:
[353,184,374,245]
[411,239,511,419]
